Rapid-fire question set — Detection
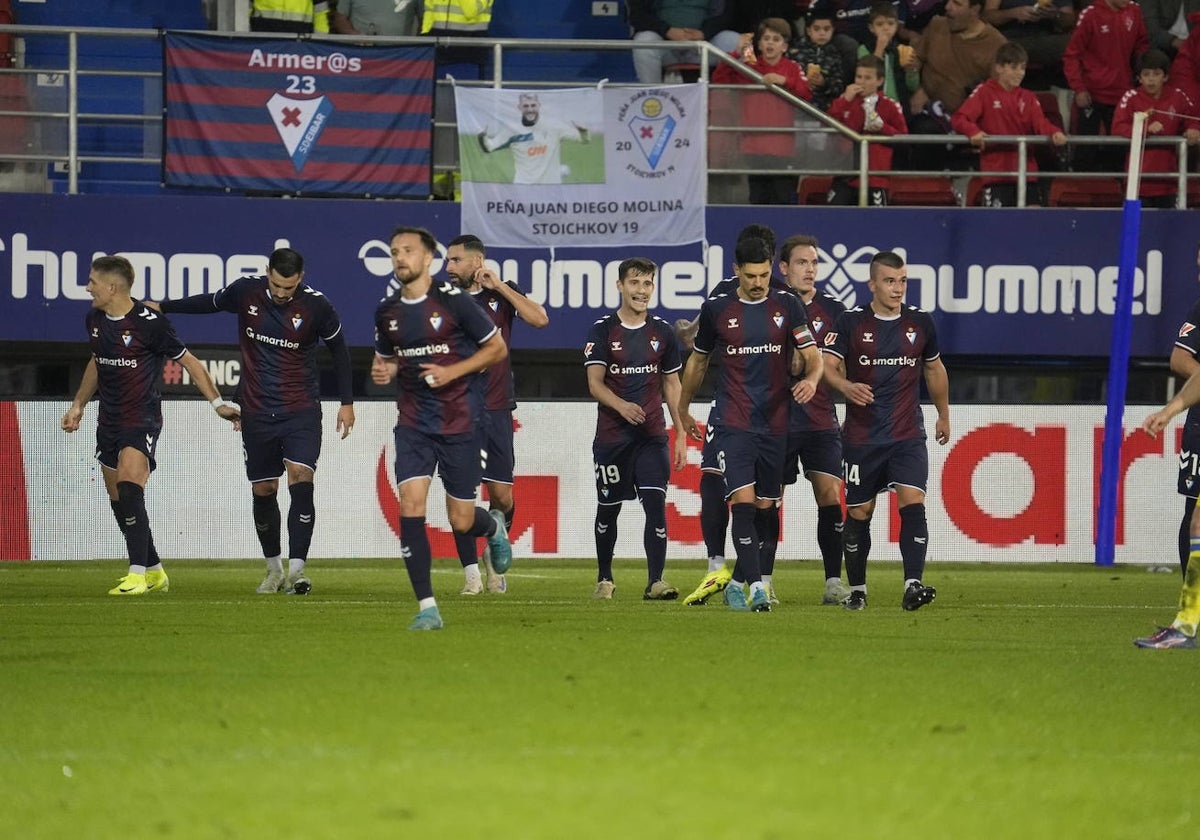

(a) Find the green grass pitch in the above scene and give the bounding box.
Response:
[2,559,1197,839]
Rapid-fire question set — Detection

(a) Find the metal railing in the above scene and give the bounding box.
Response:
[0,24,1193,207]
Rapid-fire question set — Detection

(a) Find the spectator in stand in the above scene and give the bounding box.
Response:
[858,2,922,112]
[713,17,814,204]
[251,0,328,32]
[727,1,809,42]
[1112,49,1200,207]
[331,0,418,35]
[907,0,1006,169]
[1169,12,1200,102]
[982,0,1075,87]
[809,0,910,84]
[951,42,1068,206]
[902,0,949,40]
[791,10,849,110]
[827,54,909,204]
[1063,0,1148,172]
[627,0,741,83]
[1141,0,1200,58]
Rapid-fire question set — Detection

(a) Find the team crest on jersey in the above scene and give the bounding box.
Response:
[585,342,595,357]
[430,312,443,331]
[248,305,259,316]
[812,317,824,333]
[650,337,660,352]
[727,318,739,329]
[1181,323,1196,338]
[773,313,784,328]
[122,331,133,347]
[863,332,874,343]
[611,341,622,351]
[489,300,500,312]
[824,332,838,345]
[291,314,303,330]
[906,326,918,344]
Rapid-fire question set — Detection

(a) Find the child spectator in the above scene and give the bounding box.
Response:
[791,10,848,109]
[827,54,909,203]
[809,0,910,83]
[952,42,1069,205]
[858,2,922,111]
[1113,49,1200,207]
[713,17,814,204]
[1063,0,1149,171]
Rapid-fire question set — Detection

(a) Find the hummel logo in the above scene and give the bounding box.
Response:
[914,537,926,544]
[248,305,259,316]
[737,536,753,545]
[597,523,610,534]
[611,341,622,351]
[727,318,739,329]
[863,332,873,342]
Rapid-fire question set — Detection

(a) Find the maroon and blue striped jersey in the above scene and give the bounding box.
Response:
[1175,297,1200,429]
[374,281,499,436]
[584,314,682,445]
[708,275,790,299]
[791,291,847,434]
[86,303,187,430]
[694,289,816,436]
[213,276,344,418]
[823,304,942,445]
[471,283,521,411]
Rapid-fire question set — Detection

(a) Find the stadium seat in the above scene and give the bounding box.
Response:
[964,177,985,207]
[1186,180,1200,209]
[1047,178,1124,207]
[797,175,832,205]
[887,176,960,206]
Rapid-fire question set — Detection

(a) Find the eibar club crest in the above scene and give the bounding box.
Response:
[267,92,335,173]
[628,96,676,170]
[430,312,443,331]
[906,326,918,344]
[291,314,303,330]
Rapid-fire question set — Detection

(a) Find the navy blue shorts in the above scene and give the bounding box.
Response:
[394,424,483,501]
[711,427,786,500]
[95,423,160,472]
[700,422,722,473]
[1179,423,1200,498]
[593,436,670,504]
[479,408,515,485]
[842,437,929,507]
[784,429,844,486]
[241,409,322,483]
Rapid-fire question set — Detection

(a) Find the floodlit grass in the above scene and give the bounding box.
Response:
[1,559,1197,840]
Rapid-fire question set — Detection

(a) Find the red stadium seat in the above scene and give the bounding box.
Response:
[1047,178,1124,207]
[886,176,960,206]
[797,175,832,205]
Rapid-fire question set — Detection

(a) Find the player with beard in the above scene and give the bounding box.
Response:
[478,92,589,185]
[442,234,549,595]
[372,226,513,630]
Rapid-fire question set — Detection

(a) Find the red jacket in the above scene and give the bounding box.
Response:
[952,79,1060,184]
[827,92,907,188]
[1169,11,1200,104]
[713,53,812,158]
[1112,85,1198,195]
[1063,0,1149,106]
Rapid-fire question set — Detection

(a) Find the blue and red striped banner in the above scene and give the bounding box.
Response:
[164,33,433,197]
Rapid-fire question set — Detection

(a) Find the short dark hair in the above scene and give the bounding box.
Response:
[868,2,898,22]
[857,54,885,77]
[618,257,657,282]
[869,250,906,277]
[995,42,1028,66]
[806,9,835,26]
[736,224,776,256]
[1139,49,1171,73]
[91,255,134,286]
[390,225,438,255]
[735,236,774,267]
[448,234,486,256]
[779,234,820,263]
[268,247,304,278]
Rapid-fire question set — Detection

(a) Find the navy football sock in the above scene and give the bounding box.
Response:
[641,490,667,584]
[898,503,929,582]
[111,498,161,565]
[286,482,315,561]
[595,503,621,582]
[754,505,780,576]
[400,516,434,600]
[817,504,844,579]
[1182,497,1197,576]
[252,490,282,559]
[453,530,478,567]
[730,502,760,584]
[117,481,151,570]
[700,472,729,559]
[843,515,871,587]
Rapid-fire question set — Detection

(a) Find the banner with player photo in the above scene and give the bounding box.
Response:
[455,85,706,248]
[164,33,433,197]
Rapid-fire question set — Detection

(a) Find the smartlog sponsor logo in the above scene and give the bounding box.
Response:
[2,233,1163,318]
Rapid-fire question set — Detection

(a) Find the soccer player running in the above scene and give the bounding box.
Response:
[584,257,687,600]
[151,247,354,596]
[371,226,513,631]
[61,255,240,594]
[478,92,589,185]
[822,251,950,612]
[677,237,822,612]
[443,234,549,596]
[1166,244,1200,577]
[778,234,852,606]
[1137,367,1200,649]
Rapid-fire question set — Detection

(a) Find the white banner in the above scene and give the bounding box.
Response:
[3,401,1190,566]
[455,85,707,248]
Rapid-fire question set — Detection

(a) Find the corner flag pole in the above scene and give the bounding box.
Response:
[1096,110,1148,566]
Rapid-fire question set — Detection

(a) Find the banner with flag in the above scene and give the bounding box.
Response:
[455,85,706,248]
[164,33,433,197]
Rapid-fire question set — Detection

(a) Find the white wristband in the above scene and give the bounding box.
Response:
[211,397,225,410]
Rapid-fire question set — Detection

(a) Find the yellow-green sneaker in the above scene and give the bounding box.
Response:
[682,565,731,606]
[109,573,148,596]
[145,569,170,593]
